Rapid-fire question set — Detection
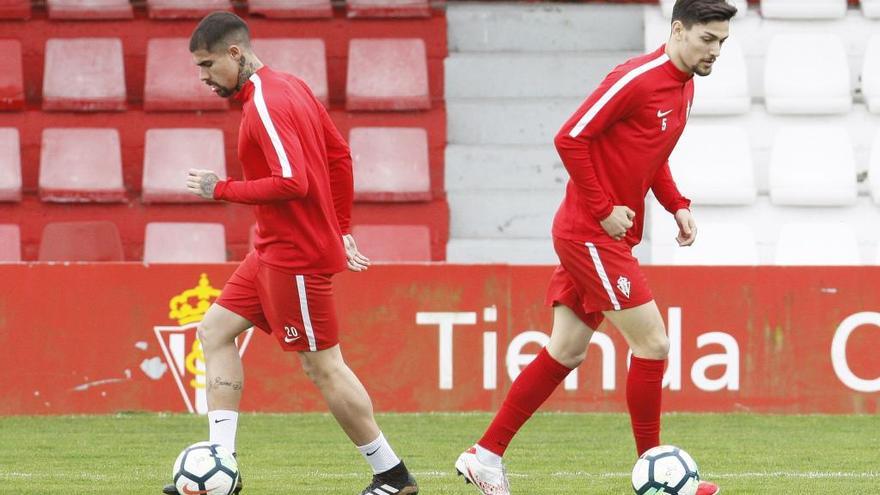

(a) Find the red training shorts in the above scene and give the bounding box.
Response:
[215,252,339,352]
[545,237,654,330]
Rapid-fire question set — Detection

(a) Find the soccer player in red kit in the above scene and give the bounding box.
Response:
[163,12,418,495]
[454,1,736,494]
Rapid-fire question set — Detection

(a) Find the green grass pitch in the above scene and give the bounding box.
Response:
[0,412,877,494]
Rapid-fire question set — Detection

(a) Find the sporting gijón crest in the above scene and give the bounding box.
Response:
[154,274,255,414]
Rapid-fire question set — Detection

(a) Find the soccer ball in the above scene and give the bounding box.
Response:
[172,442,239,495]
[631,445,700,495]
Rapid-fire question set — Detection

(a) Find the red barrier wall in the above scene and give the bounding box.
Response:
[1,264,878,415]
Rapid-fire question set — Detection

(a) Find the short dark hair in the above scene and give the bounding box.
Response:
[189,11,250,53]
[672,0,738,27]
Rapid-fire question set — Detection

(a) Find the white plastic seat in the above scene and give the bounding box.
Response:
[691,40,749,116]
[769,126,856,206]
[760,0,846,19]
[764,34,851,115]
[668,125,755,205]
[862,34,880,114]
[869,129,880,205]
[863,0,880,18]
[774,222,860,265]
[672,223,758,266]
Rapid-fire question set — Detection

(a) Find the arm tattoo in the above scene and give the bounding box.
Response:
[201,173,219,198]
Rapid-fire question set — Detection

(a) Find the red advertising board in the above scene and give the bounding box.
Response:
[0,264,877,415]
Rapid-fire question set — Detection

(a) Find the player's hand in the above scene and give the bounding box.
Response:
[600,205,635,241]
[186,169,220,200]
[674,208,697,247]
[343,234,370,272]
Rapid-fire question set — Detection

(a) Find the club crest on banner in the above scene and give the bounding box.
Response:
[154,273,253,414]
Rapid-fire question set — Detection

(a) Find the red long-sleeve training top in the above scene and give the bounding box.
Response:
[214,66,352,274]
[553,45,693,246]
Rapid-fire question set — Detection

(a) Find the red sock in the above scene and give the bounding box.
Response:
[627,355,666,456]
[478,348,573,456]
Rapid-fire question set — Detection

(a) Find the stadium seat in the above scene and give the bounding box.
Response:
[351,225,431,261]
[863,0,880,18]
[764,34,850,115]
[350,127,430,201]
[252,39,329,108]
[142,129,226,203]
[38,221,124,262]
[248,0,332,18]
[668,125,755,205]
[43,38,126,112]
[0,224,20,262]
[346,39,430,111]
[146,0,233,19]
[660,0,747,18]
[760,0,846,19]
[691,40,749,116]
[144,222,227,263]
[46,0,133,20]
[773,223,860,265]
[0,39,24,111]
[672,223,758,266]
[869,129,880,205]
[0,128,21,201]
[144,38,229,111]
[0,0,30,19]
[863,34,880,114]
[39,128,126,203]
[346,0,431,18]
[768,126,856,206]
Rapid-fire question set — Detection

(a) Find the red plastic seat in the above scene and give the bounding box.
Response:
[0,0,30,19]
[0,128,21,201]
[146,0,233,19]
[252,39,329,108]
[39,128,125,202]
[38,221,124,261]
[0,224,21,262]
[249,0,332,18]
[346,38,430,111]
[43,38,126,111]
[47,0,133,20]
[144,222,227,263]
[351,225,430,261]
[347,0,430,18]
[142,128,226,203]
[145,38,229,112]
[350,127,430,201]
[0,39,24,111]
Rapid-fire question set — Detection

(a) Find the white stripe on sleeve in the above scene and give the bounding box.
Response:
[250,73,293,178]
[568,53,668,138]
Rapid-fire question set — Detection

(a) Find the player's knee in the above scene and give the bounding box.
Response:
[196,321,231,351]
[551,347,586,368]
[645,334,670,360]
[300,357,332,385]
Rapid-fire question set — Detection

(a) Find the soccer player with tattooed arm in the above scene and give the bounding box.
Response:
[164,11,419,495]
[454,1,737,494]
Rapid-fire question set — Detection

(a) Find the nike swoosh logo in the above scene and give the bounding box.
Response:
[182,485,210,495]
[657,109,673,117]
[366,447,380,456]
[284,335,300,343]
[214,418,230,424]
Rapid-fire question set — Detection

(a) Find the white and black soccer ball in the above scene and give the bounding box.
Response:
[172,442,239,495]
[631,445,700,495]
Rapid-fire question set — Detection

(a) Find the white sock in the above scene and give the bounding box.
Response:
[356,432,401,474]
[475,444,503,467]
[208,410,239,454]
